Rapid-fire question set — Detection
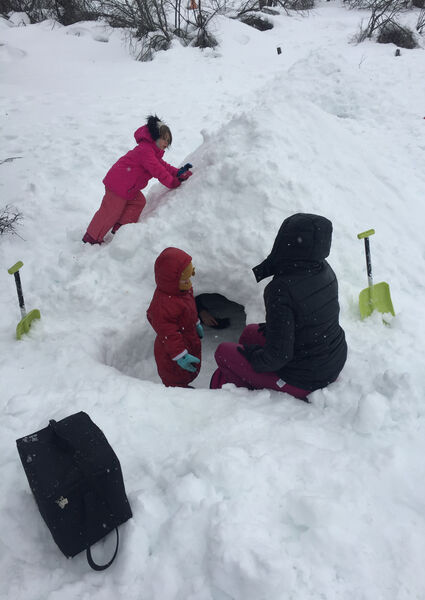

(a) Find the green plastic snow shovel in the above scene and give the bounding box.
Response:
[8,261,41,340]
[357,229,395,319]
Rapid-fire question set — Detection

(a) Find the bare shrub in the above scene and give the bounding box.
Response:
[0,0,44,21]
[137,32,171,61]
[102,0,170,39]
[353,0,409,42]
[377,20,417,46]
[189,4,219,48]
[192,27,218,47]
[102,0,221,59]
[417,8,425,32]
[0,0,98,23]
[0,0,221,59]
[236,0,313,18]
[344,0,376,8]
[286,0,314,9]
[46,1,98,25]
[0,0,15,15]
[272,0,314,9]
[236,0,263,17]
[0,205,23,236]
[261,7,280,14]
[240,13,273,29]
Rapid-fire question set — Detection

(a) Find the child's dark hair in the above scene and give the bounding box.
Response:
[147,115,172,146]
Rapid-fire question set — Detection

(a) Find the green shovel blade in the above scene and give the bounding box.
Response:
[359,282,395,319]
[16,309,41,340]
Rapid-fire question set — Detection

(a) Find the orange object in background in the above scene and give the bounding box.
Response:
[189,0,198,8]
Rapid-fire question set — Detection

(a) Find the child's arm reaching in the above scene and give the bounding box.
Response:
[141,146,180,189]
[161,158,179,178]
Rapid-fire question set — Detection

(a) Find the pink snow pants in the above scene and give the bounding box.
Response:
[210,324,310,400]
[86,188,146,242]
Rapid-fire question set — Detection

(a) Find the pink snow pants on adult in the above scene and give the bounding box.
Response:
[210,324,310,400]
[86,188,146,242]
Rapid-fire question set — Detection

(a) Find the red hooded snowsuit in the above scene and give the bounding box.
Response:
[147,248,202,387]
[85,125,180,242]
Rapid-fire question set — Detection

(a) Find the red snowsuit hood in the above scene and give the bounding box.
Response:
[154,247,192,295]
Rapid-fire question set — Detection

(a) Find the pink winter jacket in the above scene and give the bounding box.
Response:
[103,125,179,201]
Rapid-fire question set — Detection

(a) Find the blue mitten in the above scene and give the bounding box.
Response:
[176,163,193,177]
[196,323,204,339]
[179,170,193,182]
[177,353,200,373]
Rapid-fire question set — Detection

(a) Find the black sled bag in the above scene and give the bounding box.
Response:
[16,411,132,571]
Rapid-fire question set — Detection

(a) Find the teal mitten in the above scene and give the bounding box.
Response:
[177,353,200,373]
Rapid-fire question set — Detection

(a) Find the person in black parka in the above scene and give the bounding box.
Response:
[210,213,347,400]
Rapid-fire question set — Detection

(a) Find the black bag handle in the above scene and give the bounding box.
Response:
[49,418,120,571]
[85,491,120,571]
[86,528,119,571]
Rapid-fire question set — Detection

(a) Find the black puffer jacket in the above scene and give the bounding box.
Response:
[249,213,347,391]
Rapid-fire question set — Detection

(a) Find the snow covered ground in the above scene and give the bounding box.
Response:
[1,3,425,598]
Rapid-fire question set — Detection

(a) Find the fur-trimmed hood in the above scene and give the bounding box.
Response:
[134,115,166,145]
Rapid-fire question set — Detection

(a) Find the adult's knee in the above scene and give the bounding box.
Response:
[214,342,229,366]
[239,323,261,345]
[214,342,240,368]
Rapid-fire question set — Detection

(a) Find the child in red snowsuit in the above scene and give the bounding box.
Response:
[147,247,203,387]
[83,115,193,244]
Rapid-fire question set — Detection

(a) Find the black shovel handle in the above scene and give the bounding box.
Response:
[86,528,119,571]
[85,491,120,572]
[357,229,375,288]
[8,261,26,315]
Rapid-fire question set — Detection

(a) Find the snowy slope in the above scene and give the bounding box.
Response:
[1,3,425,599]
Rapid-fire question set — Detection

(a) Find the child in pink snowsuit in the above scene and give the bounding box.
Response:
[83,115,193,244]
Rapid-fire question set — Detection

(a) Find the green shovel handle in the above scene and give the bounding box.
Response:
[357,229,375,240]
[8,261,24,275]
[8,260,26,317]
